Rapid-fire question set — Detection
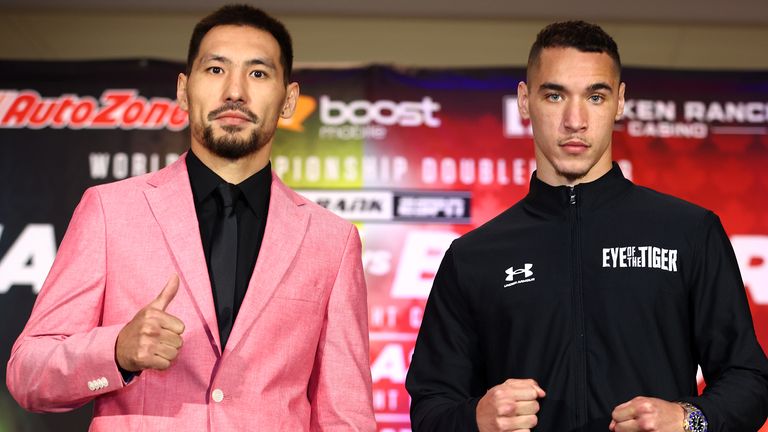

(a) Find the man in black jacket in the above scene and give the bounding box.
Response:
[406,21,768,432]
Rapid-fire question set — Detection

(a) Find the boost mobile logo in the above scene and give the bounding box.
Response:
[319,95,441,127]
[504,263,535,287]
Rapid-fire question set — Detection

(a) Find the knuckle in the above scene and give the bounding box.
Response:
[638,417,654,429]
[494,417,505,430]
[144,309,161,320]
[506,401,517,415]
[138,335,153,349]
[139,323,154,336]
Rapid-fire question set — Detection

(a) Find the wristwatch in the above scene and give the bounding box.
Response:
[678,402,708,432]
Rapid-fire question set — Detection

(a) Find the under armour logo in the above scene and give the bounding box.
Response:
[505,263,533,281]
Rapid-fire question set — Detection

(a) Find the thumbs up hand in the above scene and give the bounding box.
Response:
[115,275,185,372]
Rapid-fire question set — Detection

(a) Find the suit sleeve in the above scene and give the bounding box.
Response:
[6,187,127,412]
[683,212,768,431]
[307,225,377,432]
[406,246,483,432]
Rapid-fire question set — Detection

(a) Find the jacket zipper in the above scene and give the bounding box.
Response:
[569,186,587,428]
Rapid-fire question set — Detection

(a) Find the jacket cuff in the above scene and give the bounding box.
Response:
[80,324,131,395]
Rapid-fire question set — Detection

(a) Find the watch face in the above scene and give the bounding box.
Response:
[687,412,708,432]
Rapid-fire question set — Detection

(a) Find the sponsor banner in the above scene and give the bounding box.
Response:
[393,191,470,223]
[299,189,471,223]
[302,190,395,221]
[1,60,767,432]
[0,89,188,130]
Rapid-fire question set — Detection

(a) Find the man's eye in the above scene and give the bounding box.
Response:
[589,94,605,103]
[208,66,223,74]
[546,94,562,102]
[250,70,265,78]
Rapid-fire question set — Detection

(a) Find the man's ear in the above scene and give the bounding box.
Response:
[517,81,530,120]
[177,73,189,111]
[280,82,300,118]
[615,82,626,121]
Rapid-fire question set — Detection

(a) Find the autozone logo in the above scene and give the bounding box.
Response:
[0,89,188,130]
[319,95,441,127]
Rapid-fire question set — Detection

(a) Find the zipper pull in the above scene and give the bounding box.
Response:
[569,186,576,205]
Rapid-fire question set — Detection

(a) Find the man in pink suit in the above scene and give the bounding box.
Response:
[6,5,376,431]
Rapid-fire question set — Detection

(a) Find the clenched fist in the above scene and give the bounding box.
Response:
[609,396,685,432]
[115,275,185,372]
[476,378,546,432]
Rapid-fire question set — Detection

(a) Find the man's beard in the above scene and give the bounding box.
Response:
[555,167,588,184]
[199,102,274,160]
[201,124,271,160]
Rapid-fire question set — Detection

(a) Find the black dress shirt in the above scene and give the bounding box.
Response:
[186,150,271,349]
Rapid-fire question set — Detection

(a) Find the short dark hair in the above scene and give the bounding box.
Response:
[186,4,293,83]
[527,21,621,77]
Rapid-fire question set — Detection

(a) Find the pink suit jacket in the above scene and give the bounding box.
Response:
[6,153,376,431]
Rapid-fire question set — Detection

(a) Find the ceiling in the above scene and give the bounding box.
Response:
[2,0,767,25]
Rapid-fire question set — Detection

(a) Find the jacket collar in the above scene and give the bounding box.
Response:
[524,162,633,218]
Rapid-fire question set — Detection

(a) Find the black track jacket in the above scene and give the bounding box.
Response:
[406,163,768,431]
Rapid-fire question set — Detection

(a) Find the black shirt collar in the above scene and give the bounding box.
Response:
[186,150,272,218]
[524,162,632,217]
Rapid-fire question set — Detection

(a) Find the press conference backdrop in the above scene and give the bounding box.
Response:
[1,60,766,431]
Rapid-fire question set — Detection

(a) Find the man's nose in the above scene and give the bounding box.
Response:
[224,72,246,103]
[563,100,587,132]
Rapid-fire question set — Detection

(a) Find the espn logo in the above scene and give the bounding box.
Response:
[394,192,470,223]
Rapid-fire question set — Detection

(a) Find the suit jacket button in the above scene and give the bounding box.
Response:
[212,388,224,403]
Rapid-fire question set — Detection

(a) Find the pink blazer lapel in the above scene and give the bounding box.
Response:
[143,153,221,351]
[224,175,309,352]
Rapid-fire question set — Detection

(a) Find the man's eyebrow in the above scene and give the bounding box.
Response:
[200,55,276,70]
[588,82,613,92]
[538,82,565,92]
[245,58,277,70]
[536,82,614,93]
[201,54,232,64]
